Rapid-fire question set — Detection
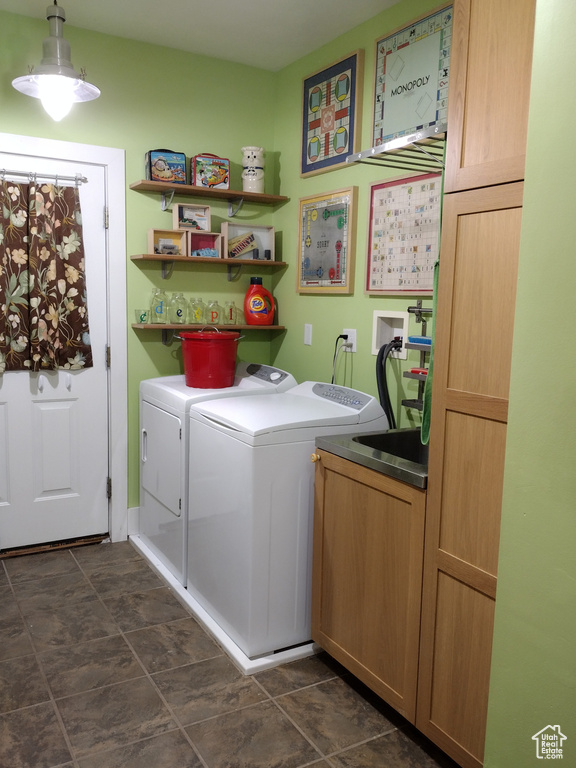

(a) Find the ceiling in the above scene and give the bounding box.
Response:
[0,0,400,71]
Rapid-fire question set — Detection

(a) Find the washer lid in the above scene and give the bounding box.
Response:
[190,382,386,437]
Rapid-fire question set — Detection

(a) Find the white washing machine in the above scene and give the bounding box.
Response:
[186,382,388,660]
[136,362,297,585]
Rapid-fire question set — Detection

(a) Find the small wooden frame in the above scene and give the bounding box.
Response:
[187,231,222,258]
[221,222,275,261]
[147,229,187,256]
[172,203,211,231]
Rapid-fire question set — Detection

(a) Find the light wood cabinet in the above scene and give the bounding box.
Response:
[416,184,523,768]
[444,0,536,192]
[312,450,426,723]
[416,0,535,761]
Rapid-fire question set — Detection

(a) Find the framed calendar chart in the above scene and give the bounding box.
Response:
[366,174,441,295]
[301,51,363,177]
[298,187,357,294]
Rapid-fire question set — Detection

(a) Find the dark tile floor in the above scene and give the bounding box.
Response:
[0,541,459,768]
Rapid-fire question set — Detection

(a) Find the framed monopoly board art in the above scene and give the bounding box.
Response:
[298,187,357,294]
[301,51,364,177]
[372,5,452,147]
[366,173,441,294]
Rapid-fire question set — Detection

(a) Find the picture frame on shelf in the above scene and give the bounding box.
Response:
[147,229,187,256]
[297,186,357,294]
[366,173,441,295]
[372,5,452,148]
[301,50,364,177]
[187,231,222,259]
[221,222,275,261]
[172,203,211,231]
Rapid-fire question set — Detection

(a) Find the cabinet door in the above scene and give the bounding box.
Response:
[312,450,426,723]
[140,401,182,517]
[416,183,523,767]
[444,0,536,192]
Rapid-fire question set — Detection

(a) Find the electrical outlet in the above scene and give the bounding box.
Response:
[342,328,356,352]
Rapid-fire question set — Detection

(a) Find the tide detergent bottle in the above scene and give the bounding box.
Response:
[244,277,275,325]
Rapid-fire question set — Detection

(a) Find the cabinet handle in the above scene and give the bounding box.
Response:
[310,453,321,463]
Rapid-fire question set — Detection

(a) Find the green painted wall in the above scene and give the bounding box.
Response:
[268,0,438,402]
[0,10,279,505]
[0,2,438,507]
[484,0,576,764]
[275,0,438,396]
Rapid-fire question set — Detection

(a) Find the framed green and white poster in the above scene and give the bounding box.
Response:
[301,51,364,177]
[372,5,452,147]
[298,187,357,294]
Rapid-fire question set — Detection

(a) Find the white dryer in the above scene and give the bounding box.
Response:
[186,382,388,660]
[136,362,297,585]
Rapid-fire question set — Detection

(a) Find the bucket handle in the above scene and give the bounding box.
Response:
[176,325,218,339]
[176,326,245,342]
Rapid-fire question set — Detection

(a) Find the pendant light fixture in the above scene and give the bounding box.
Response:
[12,2,100,121]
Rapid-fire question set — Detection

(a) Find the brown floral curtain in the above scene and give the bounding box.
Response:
[0,180,92,372]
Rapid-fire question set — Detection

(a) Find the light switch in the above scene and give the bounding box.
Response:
[304,324,312,345]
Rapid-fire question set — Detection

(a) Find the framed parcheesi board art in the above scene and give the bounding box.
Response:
[366,173,441,294]
[372,5,452,147]
[301,51,364,177]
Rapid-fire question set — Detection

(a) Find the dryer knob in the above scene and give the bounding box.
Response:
[270,371,281,380]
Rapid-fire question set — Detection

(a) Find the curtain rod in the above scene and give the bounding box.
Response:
[0,169,88,185]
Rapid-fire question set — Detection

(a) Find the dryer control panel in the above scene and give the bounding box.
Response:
[245,363,293,386]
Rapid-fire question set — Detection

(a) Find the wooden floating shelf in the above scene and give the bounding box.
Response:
[130,180,288,207]
[131,254,286,267]
[132,324,285,331]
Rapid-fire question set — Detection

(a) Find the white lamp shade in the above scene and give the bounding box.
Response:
[11,2,100,120]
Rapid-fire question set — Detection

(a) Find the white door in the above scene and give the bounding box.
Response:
[0,152,109,550]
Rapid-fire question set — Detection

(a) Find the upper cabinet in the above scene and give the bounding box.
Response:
[444,0,537,192]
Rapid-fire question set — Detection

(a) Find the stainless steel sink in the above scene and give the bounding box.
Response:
[353,429,429,466]
[316,427,428,488]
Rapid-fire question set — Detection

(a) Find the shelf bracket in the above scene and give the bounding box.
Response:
[161,260,175,279]
[160,189,176,212]
[227,263,242,281]
[228,197,244,217]
[407,299,433,325]
[161,328,176,346]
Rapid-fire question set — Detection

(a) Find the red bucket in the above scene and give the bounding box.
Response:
[179,329,241,388]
